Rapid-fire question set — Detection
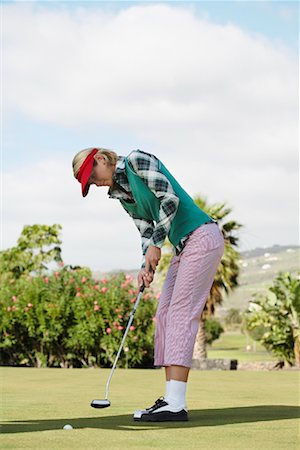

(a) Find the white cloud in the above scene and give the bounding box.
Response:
[2,153,298,271]
[2,3,299,270]
[3,2,297,171]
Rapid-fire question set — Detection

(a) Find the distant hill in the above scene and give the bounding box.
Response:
[240,244,299,259]
[92,244,300,313]
[216,244,299,318]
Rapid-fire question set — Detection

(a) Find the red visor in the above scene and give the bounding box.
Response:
[77,148,98,197]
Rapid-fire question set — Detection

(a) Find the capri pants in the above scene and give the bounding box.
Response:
[154,222,225,368]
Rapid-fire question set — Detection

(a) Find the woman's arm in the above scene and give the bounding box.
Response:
[120,210,156,287]
[131,217,155,269]
[127,150,180,258]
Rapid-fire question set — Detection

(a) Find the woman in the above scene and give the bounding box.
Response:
[72,147,225,422]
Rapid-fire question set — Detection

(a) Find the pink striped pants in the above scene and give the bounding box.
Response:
[154,222,225,368]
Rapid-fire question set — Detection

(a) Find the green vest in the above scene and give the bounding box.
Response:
[120,152,216,248]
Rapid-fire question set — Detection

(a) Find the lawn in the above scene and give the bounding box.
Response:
[207,331,278,362]
[1,367,299,450]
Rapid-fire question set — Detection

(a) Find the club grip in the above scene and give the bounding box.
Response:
[139,267,154,292]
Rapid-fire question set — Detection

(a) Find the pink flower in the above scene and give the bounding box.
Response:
[101,278,108,284]
[81,277,87,283]
[106,327,112,334]
[130,325,135,331]
[121,283,127,289]
[76,287,81,291]
[27,303,33,308]
[113,321,119,329]
[126,274,133,281]
[58,261,65,267]
[24,307,29,312]
[76,292,81,297]
[94,305,100,311]
[101,287,108,293]
[131,297,136,303]
[12,296,18,303]
[54,271,59,278]
[118,325,124,330]
[94,285,99,290]
[69,277,75,284]
[156,292,161,299]
[118,314,123,319]
[44,277,49,284]
[144,293,151,300]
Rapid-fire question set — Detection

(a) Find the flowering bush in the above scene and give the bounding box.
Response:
[0,265,158,368]
[244,271,300,366]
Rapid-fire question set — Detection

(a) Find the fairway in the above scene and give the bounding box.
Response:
[1,367,299,449]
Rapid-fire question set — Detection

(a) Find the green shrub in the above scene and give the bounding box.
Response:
[0,265,157,368]
[204,318,224,345]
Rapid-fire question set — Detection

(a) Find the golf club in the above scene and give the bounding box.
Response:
[91,269,153,409]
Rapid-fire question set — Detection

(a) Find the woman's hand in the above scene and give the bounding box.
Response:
[137,246,161,289]
[145,245,161,273]
[138,268,155,289]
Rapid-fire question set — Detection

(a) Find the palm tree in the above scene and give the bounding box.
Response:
[156,195,243,360]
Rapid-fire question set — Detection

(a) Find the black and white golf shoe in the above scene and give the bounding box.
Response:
[133,396,188,422]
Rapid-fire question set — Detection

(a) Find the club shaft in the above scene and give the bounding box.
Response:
[104,286,145,400]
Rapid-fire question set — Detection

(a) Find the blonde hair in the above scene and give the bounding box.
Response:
[72,147,118,179]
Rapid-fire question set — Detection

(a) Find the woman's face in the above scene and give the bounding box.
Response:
[89,155,115,187]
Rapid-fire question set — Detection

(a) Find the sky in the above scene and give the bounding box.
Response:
[1,0,299,272]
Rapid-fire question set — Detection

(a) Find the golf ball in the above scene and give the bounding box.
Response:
[63,424,73,430]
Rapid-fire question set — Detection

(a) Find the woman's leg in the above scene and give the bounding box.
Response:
[159,224,224,411]
[164,223,224,369]
[153,255,190,395]
[133,224,224,421]
[154,254,180,368]
[166,365,190,382]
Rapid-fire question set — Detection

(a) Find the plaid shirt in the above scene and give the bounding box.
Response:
[107,149,206,268]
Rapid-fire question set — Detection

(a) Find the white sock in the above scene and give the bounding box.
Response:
[165,379,187,409]
[164,380,170,398]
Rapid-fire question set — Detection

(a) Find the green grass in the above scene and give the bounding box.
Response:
[207,331,278,362]
[1,367,299,449]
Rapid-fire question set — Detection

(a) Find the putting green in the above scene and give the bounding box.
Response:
[1,367,299,449]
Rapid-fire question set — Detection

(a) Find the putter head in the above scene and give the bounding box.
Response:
[91,399,111,409]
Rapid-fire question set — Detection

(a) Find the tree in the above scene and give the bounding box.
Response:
[224,308,243,328]
[244,271,300,367]
[157,195,243,359]
[0,224,63,279]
